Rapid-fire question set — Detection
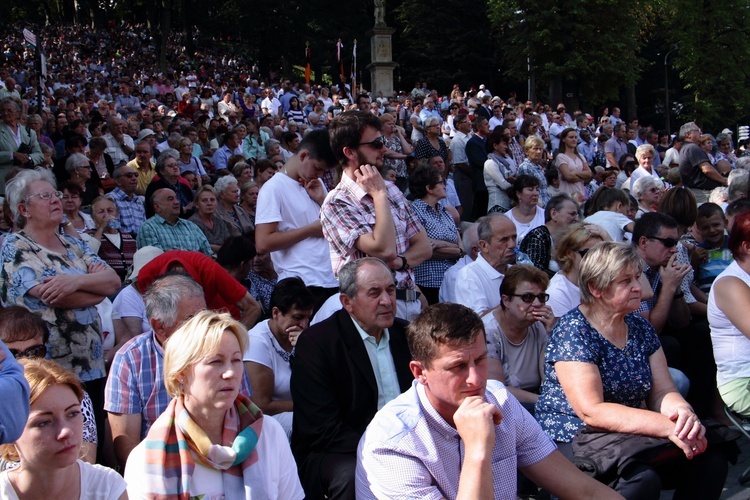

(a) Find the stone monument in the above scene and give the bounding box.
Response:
[367,0,397,98]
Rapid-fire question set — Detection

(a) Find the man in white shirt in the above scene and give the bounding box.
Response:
[261,88,282,116]
[255,130,340,310]
[439,223,479,303]
[455,214,517,314]
[449,114,474,221]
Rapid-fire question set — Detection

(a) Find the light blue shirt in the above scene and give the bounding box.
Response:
[351,317,401,410]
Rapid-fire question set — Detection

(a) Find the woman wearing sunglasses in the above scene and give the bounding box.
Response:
[535,242,728,498]
[0,306,97,468]
[483,265,555,409]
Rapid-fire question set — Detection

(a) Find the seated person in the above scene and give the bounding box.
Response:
[125,311,304,499]
[483,265,555,408]
[695,202,733,293]
[0,306,97,466]
[136,188,214,255]
[708,211,750,420]
[105,274,208,467]
[291,258,413,499]
[535,242,728,498]
[0,358,126,499]
[244,277,315,439]
[355,303,620,500]
[583,187,635,243]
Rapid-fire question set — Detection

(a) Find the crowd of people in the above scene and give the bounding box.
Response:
[0,21,749,500]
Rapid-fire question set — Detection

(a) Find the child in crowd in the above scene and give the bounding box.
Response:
[583,187,634,242]
[695,202,733,293]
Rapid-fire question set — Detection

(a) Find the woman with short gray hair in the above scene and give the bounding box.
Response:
[536,241,727,498]
[214,175,254,237]
[632,175,662,219]
[630,144,659,187]
[414,115,450,163]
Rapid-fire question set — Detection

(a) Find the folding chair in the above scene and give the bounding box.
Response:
[724,405,750,485]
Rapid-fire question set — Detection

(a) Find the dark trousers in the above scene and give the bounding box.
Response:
[299,452,356,500]
[453,168,474,221]
[473,189,489,221]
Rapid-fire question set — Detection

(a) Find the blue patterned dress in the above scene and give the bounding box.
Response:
[534,307,661,442]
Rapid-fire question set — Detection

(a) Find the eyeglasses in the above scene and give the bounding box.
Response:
[9,344,47,359]
[25,191,63,203]
[356,136,385,150]
[648,236,678,248]
[509,293,550,304]
[431,179,446,187]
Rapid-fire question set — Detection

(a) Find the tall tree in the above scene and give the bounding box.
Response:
[487,0,655,111]
[665,0,750,129]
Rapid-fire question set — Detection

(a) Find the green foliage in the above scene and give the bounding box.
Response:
[487,0,654,104]
[394,0,497,92]
[664,0,750,129]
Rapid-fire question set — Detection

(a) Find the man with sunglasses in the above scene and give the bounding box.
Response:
[321,111,432,321]
[110,164,146,237]
[633,212,691,335]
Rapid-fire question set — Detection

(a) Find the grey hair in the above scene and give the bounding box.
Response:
[728,169,749,202]
[144,274,205,329]
[738,157,750,171]
[265,139,280,154]
[716,133,731,144]
[155,149,179,173]
[423,116,440,129]
[338,257,392,298]
[632,175,658,200]
[477,213,509,243]
[6,168,57,228]
[461,223,479,254]
[65,152,89,174]
[214,174,239,194]
[635,144,656,161]
[579,241,644,305]
[679,121,699,139]
[0,97,21,114]
[232,162,252,178]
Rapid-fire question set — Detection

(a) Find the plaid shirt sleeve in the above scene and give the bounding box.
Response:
[104,348,141,415]
[321,186,371,268]
[136,219,160,250]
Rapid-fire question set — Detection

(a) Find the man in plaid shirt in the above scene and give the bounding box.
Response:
[321,111,432,320]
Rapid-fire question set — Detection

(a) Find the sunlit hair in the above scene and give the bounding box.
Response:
[635,144,656,162]
[0,358,84,462]
[163,310,248,397]
[6,167,57,228]
[408,303,484,368]
[729,211,750,260]
[554,223,606,274]
[579,241,643,304]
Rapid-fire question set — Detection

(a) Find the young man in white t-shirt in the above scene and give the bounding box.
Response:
[255,129,340,310]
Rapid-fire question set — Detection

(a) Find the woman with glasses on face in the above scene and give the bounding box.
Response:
[483,265,556,408]
[64,153,103,208]
[414,116,450,163]
[60,182,95,235]
[0,306,97,467]
[633,175,663,219]
[0,169,120,443]
[535,242,727,499]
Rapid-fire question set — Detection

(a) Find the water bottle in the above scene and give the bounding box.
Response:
[514,248,533,266]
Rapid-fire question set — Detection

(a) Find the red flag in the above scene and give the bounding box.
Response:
[305,42,311,84]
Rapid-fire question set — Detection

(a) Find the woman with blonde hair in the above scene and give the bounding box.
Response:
[125,310,303,498]
[0,358,126,499]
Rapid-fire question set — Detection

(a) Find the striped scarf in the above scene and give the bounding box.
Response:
[142,394,265,499]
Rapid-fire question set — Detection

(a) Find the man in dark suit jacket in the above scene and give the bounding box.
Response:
[474,95,492,120]
[291,257,413,500]
[465,116,490,220]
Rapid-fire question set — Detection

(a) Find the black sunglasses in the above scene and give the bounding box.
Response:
[356,136,385,150]
[509,293,549,304]
[648,236,678,248]
[9,344,47,359]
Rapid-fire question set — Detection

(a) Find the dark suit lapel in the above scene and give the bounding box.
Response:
[389,321,415,392]
[337,311,378,393]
